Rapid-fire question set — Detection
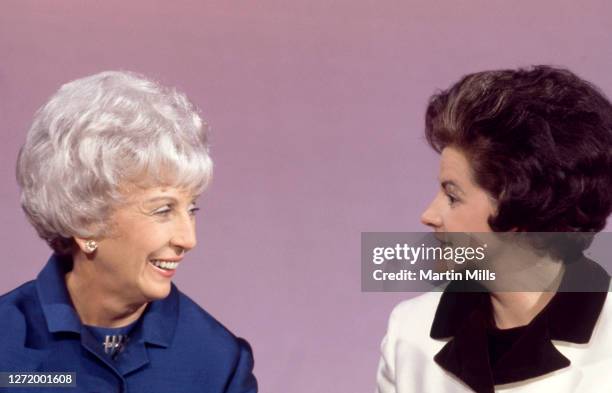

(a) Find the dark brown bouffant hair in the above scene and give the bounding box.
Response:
[425,66,612,257]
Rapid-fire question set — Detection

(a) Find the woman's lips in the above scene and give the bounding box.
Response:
[148,260,179,278]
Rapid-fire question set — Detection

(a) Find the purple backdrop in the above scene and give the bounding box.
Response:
[1,1,611,392]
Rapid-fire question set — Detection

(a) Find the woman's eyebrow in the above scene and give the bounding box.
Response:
[144,195,200,204]
[441,180,465,195]
[144,196,178,204]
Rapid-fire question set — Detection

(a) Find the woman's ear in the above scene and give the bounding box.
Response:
[74,237,99,255]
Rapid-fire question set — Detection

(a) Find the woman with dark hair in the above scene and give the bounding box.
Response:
[376,66,612,393]
[0,71,257,392]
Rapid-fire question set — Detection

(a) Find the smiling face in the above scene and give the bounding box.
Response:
[421,147,496,233]
[86,186,199,303]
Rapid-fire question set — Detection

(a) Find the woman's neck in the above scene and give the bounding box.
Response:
[489,291,556,329]
[485,245,565,329]
[65,253,147,328]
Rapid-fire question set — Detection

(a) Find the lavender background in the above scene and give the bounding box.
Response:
[1,1,612,392]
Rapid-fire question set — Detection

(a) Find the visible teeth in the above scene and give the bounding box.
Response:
[150,260,179,270]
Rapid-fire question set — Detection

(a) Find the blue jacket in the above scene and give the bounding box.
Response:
[0,255,258,393]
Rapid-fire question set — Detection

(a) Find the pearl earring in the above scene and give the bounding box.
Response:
[85,240,98,253]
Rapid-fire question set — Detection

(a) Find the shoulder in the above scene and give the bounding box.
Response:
[0,280,38,306]
[587,289,612,351]
[169,289,257,391]
[173,288,252,357]
[175,289,238,341]
[0,281,39,328]
[377,292,448,393]
[0,281,42,358]
[385,291,442,341]
[583,282,612,350]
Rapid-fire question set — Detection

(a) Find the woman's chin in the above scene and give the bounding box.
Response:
[140,270,173,301]
[142,282,172,302]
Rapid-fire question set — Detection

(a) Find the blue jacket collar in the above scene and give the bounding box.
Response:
[36,254,81,334]
[36,254,179,347]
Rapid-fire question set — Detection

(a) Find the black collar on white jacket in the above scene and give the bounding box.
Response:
[429,256,610,393]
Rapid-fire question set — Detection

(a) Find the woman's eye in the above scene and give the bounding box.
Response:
[189,207,200,216]
[446,194,458,205]
[153,206,172,215]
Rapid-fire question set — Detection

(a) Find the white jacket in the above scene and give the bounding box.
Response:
[376,289,612,393]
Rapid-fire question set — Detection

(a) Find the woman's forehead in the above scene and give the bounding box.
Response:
[118,183,199,203]
[439,147,472,184]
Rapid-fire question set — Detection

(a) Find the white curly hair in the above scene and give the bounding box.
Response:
[16,71,213,254]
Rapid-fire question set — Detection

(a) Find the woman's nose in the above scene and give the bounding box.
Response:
[171,216,197,251]
[421,197,443,229]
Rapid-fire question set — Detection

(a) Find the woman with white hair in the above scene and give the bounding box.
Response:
[0,71,257,392]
